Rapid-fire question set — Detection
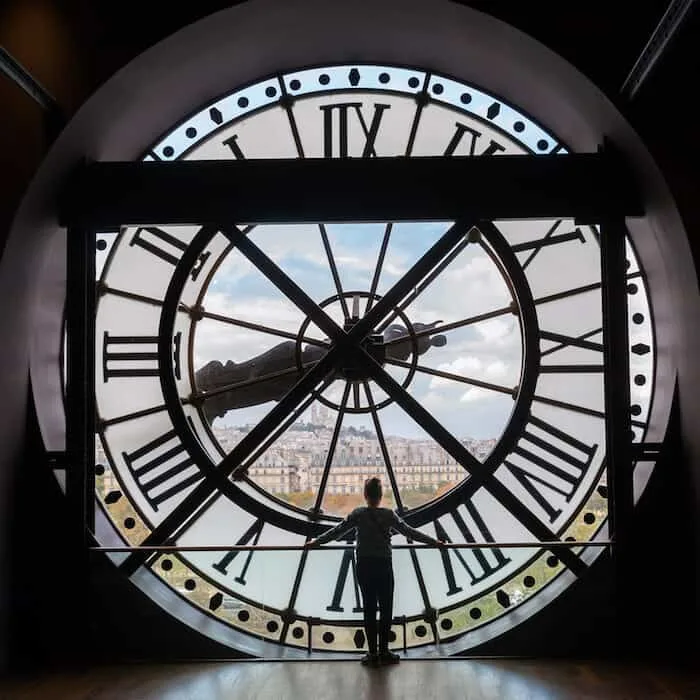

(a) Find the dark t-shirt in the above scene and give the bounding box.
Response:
[314,506,437,559]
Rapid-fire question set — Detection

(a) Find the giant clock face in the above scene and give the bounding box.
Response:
[92,63,655,655]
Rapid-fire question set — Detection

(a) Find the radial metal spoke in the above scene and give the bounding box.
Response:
[319,223,350,320]
[377,234,471,333]
[363,381,405,512]
[532,394,605,420]
[279,76,306,158]
[154,491,221,556]
[384,304,514,346]
[100,284,166,308]
[123,352,340,571]
[186,306,328,348]
[312,382,351,513]
[212,218,479,483]
[125,220,479,565]
[404,73,431,157]
[358,219,478,335]
[186,361,319,403]
[226,219,479,352]
[535,281,602,305]
[362,359,588,576]
[352,382,361,410]
[240,392,321,471]
[529,393,646,429]
[280,548,312,645]
[382,281,605,350]
[100,404,167,428]
[224,225,343,341]
[387,358,515,396]
[365,222,393,314]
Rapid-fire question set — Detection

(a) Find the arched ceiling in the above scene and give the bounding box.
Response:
[1,0,698,264]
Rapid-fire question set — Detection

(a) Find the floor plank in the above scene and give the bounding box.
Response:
[2,659,699,700]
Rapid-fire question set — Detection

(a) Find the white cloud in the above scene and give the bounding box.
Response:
[428,355,482,389]
[486,360,508,377]
[474,318,512,343]
[460,387,491,403]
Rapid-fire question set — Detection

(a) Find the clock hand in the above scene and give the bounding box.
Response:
[194,342,325,420]
[383,320,447,361]
[193,321,448,420]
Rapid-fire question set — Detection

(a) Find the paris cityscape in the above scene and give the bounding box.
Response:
[211,402,497,512]
[96,401,498,515]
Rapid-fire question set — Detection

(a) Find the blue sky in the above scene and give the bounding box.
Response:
[195,221,522,441]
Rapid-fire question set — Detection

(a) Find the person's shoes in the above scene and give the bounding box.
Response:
[378,650,401,665]
[361,653,379,667]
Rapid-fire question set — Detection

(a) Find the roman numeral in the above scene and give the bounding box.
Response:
[211,519,264,585]
[319,102,391,158]
[540,328,604,374]
[434,500,511,596]
[102,331,181,382]
[443,123,506,157]
[510,220,586,270]
[326,547,363,613]
[222,134,246,159]
[504,415,598,522]
[129,226,210,280]
[122,429,202,510]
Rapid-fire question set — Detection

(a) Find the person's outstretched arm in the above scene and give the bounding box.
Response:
[306,510,359,547]
[391,512,444,547]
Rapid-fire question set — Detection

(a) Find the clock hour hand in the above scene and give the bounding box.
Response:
[383,321,447,361]
[193,321,447,421]
[194,342,325,421]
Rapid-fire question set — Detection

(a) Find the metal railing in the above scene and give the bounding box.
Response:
[90,541,613,552]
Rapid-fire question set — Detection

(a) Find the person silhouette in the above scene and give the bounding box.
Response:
[306,477,445,666]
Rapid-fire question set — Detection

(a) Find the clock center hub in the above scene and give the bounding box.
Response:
[338,330,386,381]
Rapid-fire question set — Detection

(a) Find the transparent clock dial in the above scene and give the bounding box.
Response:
[92,63,657,655]
[187,221,522,517]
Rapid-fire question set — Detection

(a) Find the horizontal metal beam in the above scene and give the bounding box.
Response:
[89,541,613,552]
[61,154,643,228]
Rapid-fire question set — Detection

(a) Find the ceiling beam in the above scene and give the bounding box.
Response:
[0,45,65,142]
[621,0,697,99]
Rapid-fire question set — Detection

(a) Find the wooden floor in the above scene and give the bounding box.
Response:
[2,658,699,700]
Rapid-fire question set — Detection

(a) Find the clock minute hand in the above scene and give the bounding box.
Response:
[192,352,322,420]
[193,321,447,420]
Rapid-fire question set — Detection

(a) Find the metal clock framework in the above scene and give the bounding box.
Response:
[60,61,657,656]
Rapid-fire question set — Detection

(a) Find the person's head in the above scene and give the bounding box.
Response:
[364,477,382,506]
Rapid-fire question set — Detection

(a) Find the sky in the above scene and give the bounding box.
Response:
[95,214,654,453]
[192,221,522,441]
[93,63,655,447]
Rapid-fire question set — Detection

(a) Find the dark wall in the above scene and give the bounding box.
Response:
[472,390,697,663]
[8,395,243,670]
[1,0,699,671]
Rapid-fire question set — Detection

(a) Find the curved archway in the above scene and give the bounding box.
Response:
[2,0,697,657]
